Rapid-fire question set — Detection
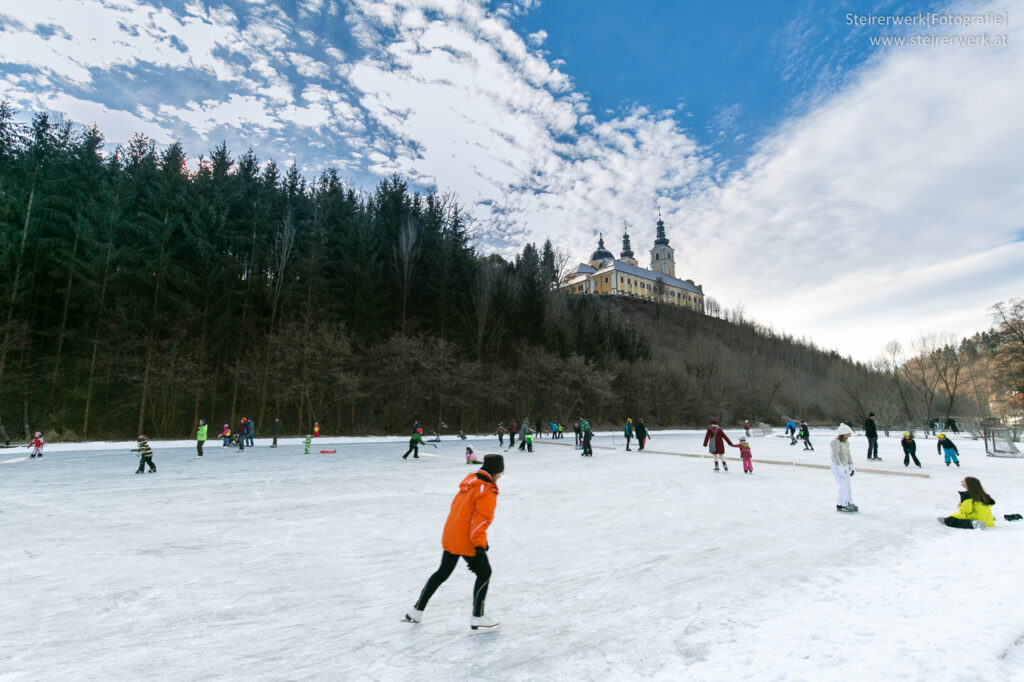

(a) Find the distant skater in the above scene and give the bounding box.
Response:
[133,435,157,474]
[271,418,281,448]
[624,418,633,451]
[220,424,231,447]
[702,419,734,472]
[495,423,506,447]
[196,418,207,457]
[798,421,814,451]
[28,431,44,458]
[938,477,994,529]
[581,418,593,456]
[403,430,429,459]
[901,432,921,468]
[465,446,479,464]
[403,454,504,633]
[636,418,649,451]
[831,424,857,512]
[937,433,960,467]
[508,418,517,448]
[864,412,880,461]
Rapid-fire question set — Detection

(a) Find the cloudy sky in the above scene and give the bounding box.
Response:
[2,0,1022,361]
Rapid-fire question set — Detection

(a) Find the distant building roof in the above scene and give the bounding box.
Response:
[592,260,702,294]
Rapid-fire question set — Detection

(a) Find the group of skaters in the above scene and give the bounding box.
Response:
[215,417,291,452]
[782,417,815,450]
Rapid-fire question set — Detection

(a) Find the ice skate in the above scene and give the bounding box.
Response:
[402,608,423,623]
[971,520,986,530]
[469,615,500,633]
[722,462,728,471]
[714,464,719,472]
[937,516,948,524]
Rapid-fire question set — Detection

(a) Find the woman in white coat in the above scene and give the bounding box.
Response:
[831,424,858,512]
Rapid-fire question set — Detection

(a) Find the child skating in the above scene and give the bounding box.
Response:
[937,433,960,467]
[901,431,921,468]
[132,435,156,474]
[28,431,44,458]
[219,424,231,447]
[798,421,814,451]
[465,446,479,464]
[304,434,312,454]
[732,437,754,473]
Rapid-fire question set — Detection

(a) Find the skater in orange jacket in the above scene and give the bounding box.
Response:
[403,454,504,633]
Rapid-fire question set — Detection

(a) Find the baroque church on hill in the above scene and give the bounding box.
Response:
[560,216,706,313]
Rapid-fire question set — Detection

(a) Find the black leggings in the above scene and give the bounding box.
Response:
[415,550,492,617]
[942,517,978,529]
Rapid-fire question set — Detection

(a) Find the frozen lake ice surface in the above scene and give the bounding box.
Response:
[3,428,1024,681]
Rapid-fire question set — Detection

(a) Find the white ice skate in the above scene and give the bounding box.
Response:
[401,608,423,623]
[971,520,986,530]
[469,615,500,634]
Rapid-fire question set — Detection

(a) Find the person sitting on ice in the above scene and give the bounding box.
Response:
[901,432,921,468]
[28,431,44,458]
[465,446,479,464]
[936,433,960,467]
[458,430,468,440]
[132,435,157,474]
[938,477,994,529]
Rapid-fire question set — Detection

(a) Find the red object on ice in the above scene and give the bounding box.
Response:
[319,449,337,454]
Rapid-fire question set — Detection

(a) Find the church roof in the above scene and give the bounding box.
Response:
[572,263,597,275]
[592,260,702,294]
[589,234,615,262]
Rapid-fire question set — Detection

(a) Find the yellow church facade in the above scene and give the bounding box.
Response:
[560,217,705,313]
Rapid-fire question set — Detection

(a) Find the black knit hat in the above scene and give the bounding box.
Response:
[481,454,504,476]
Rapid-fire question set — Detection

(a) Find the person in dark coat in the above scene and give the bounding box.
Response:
[271,418,282,448]
[245,417,255,447]
[508,418,517,448]
[900,431,921,467]
[636,418,649,451]
[864,412,880,461]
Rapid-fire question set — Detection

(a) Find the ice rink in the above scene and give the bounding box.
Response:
[3,428,1023,681]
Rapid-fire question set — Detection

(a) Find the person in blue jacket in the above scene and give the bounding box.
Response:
[937,433,960,467]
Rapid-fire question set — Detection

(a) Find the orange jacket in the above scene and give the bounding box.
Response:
[441,471,499,556]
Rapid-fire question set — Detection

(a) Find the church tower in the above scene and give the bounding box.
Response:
[619,229,637,266]
[649,215,675,278]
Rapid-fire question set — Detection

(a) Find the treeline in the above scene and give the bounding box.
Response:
[1,105,888,441]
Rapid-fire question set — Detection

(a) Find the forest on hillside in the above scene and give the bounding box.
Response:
[1,105,1020,441]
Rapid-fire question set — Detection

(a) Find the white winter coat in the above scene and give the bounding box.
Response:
[830,438,852,466]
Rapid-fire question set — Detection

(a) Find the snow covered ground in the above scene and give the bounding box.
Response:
[3,428,1023,681]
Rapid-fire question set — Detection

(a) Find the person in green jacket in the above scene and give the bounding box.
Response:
[403,429,435,459]
[939,477,995,529]
[304,434,312,455]
[196,418,208,458]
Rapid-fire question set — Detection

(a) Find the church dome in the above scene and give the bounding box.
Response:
[590,235,614,262]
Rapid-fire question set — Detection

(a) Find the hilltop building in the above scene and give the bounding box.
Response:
[560,217,705,312]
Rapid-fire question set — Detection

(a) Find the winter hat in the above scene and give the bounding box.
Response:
[938,433,946,439]
[223,424,228,428]
[903,431,910,438]
[480,454,504,476]
[137,435,148,442]
[836,423,854,437]
[466,446,474,454]
[200,418,206,424]
[739,437,747,442]
[709,419,719,425]
[34,431,41,437]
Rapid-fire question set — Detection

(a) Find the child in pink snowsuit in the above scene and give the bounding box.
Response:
[465,446,480,465]
[733,438,753,473]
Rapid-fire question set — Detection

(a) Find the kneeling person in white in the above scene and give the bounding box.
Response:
[831,424,858,512]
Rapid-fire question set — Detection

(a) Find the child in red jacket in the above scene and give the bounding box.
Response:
[29,432,44,458]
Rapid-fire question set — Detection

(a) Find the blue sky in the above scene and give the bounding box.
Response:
[2,0,1022,361]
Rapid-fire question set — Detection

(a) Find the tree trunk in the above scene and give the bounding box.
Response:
[48,219,81,409]
[0,180,36,391]
[82,245,112,439]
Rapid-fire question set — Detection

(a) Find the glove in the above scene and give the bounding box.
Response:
[474,546,488,557]
[849,468,855,477]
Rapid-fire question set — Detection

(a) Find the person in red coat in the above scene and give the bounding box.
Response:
[702,419,735,472]
[403,454,504,633]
